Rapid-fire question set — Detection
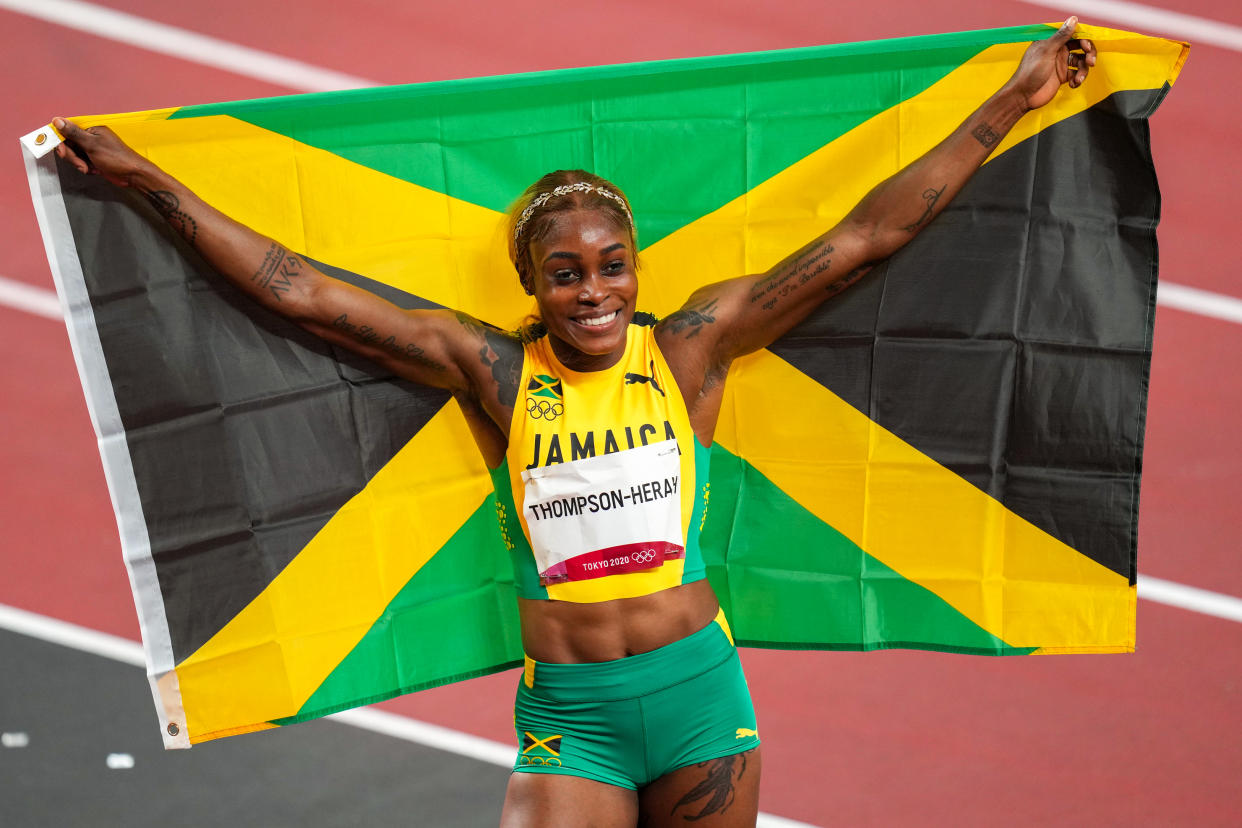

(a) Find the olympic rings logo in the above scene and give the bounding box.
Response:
[526,398,564,421]
[631,549,657,564]
[517,756,562,767]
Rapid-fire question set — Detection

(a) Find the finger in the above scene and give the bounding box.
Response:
[63,147,91,174]
[52,137,87,173]
[1068,56,1087,88]
[1070,51,1091,83]
[1079,38,1097,66]
[53,117,83,142]
[1051,15,1079,45]
[1064,38,1097,62]
[52,118,94,174]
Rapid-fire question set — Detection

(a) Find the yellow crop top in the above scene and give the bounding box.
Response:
[489,317,710,602]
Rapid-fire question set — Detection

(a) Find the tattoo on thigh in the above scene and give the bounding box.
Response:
[670,751,750,821]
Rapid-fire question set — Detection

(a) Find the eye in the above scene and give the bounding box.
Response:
[603,260,626,275]
[552,269,579,283]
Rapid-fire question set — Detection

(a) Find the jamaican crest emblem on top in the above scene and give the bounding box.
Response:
[527,374,564,421]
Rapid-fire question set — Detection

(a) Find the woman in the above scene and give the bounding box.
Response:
[53,19,1094,826]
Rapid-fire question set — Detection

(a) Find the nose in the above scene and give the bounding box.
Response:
[578,272,607,304]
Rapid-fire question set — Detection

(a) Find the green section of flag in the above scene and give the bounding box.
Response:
[703,445,1034,655]
[274,500,523,725]
[290,440,1028,726]
[172,26,1052,246]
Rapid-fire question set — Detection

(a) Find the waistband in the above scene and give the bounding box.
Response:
[522,609,735,702]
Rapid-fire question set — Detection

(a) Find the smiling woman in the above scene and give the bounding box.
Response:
[516,191,638,370]
[48,17,1097,827]
[508,172,641,369]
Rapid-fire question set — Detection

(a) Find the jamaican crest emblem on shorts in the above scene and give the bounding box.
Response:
[517,731,564,767]
[526,374,564,421]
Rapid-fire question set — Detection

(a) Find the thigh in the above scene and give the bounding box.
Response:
[502,771,639,828]
[637,746,761,827]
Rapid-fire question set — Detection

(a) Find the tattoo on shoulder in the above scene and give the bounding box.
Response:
[250,243,308,303]
[670,750,752,820]
[971,121,1002,150]
[464,315,521,409]
[749,242,835,311]
[900,185,946,234]
[143,190,198,247]
[661,297,719,339]
[455,312,520,407]
[332,312,448,373]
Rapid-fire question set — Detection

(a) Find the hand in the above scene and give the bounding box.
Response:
[1006,17,1096,112]
[52,117,153,188]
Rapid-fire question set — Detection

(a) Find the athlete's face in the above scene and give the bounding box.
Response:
[528,209,637,372]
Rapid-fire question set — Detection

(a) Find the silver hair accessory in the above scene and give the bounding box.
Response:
[512,182,633,242]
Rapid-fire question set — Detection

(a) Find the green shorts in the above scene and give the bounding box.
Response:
[512,610,760,789]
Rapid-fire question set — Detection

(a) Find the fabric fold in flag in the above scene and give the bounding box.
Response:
[23,22,1186,747]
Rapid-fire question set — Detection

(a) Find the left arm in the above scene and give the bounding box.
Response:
[658,18,1095,377]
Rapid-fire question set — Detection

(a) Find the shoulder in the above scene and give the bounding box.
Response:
[653,296,721,344]
[652,287,731,377]
[452,312,527,409]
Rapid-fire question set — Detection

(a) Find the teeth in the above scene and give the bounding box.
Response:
[579,311,617,328]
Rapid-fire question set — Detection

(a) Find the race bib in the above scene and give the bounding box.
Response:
[521,439,683,584]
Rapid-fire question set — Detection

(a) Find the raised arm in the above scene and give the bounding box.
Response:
[658,18,1095,372]
[51,118,520,409]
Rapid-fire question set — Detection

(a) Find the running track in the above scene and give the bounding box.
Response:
[2,1,1240,825]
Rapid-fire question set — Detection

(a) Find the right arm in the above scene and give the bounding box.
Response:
[52,118,519,410]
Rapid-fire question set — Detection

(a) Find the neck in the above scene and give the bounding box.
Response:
[549,330,627,373]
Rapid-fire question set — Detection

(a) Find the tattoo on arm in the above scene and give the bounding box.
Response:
[332,312,447,372]
[250,243,308,303]
[662,297,719,339]
[457,312,521,408]
[824,264,873,299]
[971,121,1002,150]
[749,243,835,310]
[670,751,751,820]
[900,185,946,234]
[143,190,198,246]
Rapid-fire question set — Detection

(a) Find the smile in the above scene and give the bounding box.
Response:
[576,311,618,328]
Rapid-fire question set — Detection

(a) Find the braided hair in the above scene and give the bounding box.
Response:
[506,170,637,295]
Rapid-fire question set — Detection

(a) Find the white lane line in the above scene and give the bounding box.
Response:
[0,602,144,666]
[0,602,814,827]
[7,276,1242,328]
[0,0,379,92]
[1157,282,1242,325]
[1138,575,1242,623]
[329,707,516,768]
[0,275,63,320]
[1019,0,1242,52]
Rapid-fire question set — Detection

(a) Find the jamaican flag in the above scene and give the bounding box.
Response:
[23,23,1186,747]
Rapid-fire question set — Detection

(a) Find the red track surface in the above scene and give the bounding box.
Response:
[3,2,1240,824]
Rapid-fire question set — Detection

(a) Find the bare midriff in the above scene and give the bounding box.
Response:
[517,579,720,663]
